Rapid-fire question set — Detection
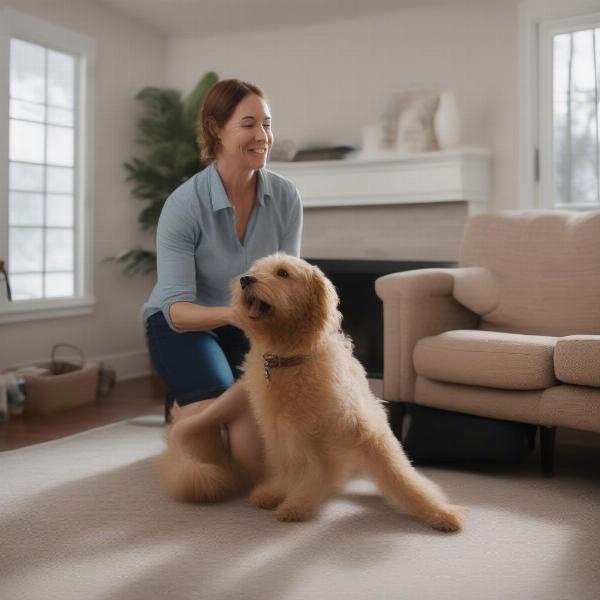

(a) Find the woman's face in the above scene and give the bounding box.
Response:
[216,93,273,170]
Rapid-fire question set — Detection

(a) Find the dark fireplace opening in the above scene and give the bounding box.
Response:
[307,259,454,379]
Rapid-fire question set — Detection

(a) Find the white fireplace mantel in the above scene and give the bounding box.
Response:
[268,146,491,212]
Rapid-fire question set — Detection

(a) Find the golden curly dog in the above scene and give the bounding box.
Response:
[158,253,465,532]
[235,253,465,531]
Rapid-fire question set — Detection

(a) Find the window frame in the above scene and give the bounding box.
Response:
[539,12,600,209]
[519,0,600,210]
[0,8,96,324]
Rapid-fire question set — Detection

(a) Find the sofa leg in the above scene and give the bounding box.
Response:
[540,426,556,477]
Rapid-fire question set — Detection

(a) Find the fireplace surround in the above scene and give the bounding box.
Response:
[272,147,491,262]
[308,259,453,378]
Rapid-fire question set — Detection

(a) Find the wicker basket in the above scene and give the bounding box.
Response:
[23,344,100,415]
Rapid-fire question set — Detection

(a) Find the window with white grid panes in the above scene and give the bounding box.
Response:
[552,27,600,207]
[8,38,76,300]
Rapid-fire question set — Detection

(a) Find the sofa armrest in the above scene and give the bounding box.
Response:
[375,268,479,403]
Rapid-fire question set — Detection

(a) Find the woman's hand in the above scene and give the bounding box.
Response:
[227,305,244,330]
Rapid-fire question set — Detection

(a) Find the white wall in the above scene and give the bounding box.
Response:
[0,0,166,374]
[167,0,520,211]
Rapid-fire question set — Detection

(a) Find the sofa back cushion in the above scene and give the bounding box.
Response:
[459,210,600,336]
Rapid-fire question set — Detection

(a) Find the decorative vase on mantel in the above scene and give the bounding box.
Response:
[434,91,461,150]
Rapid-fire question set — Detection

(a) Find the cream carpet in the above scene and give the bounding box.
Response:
[1,414,599,600]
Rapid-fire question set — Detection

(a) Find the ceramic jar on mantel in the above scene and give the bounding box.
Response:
[434,91,461,150]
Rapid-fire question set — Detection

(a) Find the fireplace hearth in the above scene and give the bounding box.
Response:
[307,259,454,378]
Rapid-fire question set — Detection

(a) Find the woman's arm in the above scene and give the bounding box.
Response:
[169,302,241,332]
[154,192,203,330]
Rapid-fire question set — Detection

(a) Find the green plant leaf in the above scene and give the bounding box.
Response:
[138,202,165,231]
[107,72,219,275]
[135,88,184,145]
[103,248,157,275]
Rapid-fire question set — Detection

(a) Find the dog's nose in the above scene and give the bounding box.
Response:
[240,275,257,289]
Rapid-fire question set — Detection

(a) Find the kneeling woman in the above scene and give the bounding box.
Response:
[143,78,302,482]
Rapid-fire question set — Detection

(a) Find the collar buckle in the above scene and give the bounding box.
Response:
[262,352,308,385]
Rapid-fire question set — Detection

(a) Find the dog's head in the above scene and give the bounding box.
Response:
[231,253,341,350]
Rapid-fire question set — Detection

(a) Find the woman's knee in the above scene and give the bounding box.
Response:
[228,410,263,475]
[149,329,235,402]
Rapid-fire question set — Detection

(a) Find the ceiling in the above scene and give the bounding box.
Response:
[98,0,445,38]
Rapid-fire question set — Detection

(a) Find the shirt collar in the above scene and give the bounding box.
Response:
[208,162,271,212]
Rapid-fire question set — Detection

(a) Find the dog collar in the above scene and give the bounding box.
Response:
[263,352,309,384]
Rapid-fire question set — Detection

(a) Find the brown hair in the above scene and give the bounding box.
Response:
[198,79,266,163]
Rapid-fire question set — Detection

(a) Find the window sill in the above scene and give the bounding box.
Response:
[0,296,96,324]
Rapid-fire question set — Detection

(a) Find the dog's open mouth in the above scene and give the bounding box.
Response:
[244,291,272,320]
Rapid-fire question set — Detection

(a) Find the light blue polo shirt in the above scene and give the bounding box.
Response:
[142,162,303,331]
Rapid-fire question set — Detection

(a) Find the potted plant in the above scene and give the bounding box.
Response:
[106,71,218,274]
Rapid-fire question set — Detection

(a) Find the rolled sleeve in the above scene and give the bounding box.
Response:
[156,195,200,330]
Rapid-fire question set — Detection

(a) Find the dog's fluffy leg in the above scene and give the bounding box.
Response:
[274,458,331,522]
[157,427,248,503]
[250,440,332,521]
[361,430,466,532]
[249,478,287,510]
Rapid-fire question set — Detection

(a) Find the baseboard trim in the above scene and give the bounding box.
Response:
[4,348,151,383]
[96,348,151,382]
[8,355,381,387]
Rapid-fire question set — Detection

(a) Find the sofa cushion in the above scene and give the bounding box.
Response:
[540,384,600,433]
[554,335,600,387]
[459,211,600,336]
[415,376,544,423]
[452,267,498,315]
[414,330,557,390]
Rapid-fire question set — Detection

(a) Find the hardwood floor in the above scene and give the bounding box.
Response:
[2,376,598,460]
[0,376,164,451]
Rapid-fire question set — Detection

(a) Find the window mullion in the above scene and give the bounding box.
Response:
[43,45,48,298]
[566,32,573,206]
[594,30,600,205]
[0,22,8,268]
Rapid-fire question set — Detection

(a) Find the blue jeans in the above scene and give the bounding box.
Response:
[145,311,250,422]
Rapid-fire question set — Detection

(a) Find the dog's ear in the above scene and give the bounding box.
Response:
[308,266,341,334]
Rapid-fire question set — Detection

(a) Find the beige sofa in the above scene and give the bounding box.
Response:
[375,210,600,474]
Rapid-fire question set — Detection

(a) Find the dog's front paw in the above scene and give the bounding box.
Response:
[250,484,285,510]
[425,504,467,532]
[274,502,317,522]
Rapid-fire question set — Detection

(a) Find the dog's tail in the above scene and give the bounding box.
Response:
[360,428,466,532]
[157,427,248,503]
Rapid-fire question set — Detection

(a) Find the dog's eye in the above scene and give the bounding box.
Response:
[276,268,289,278]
